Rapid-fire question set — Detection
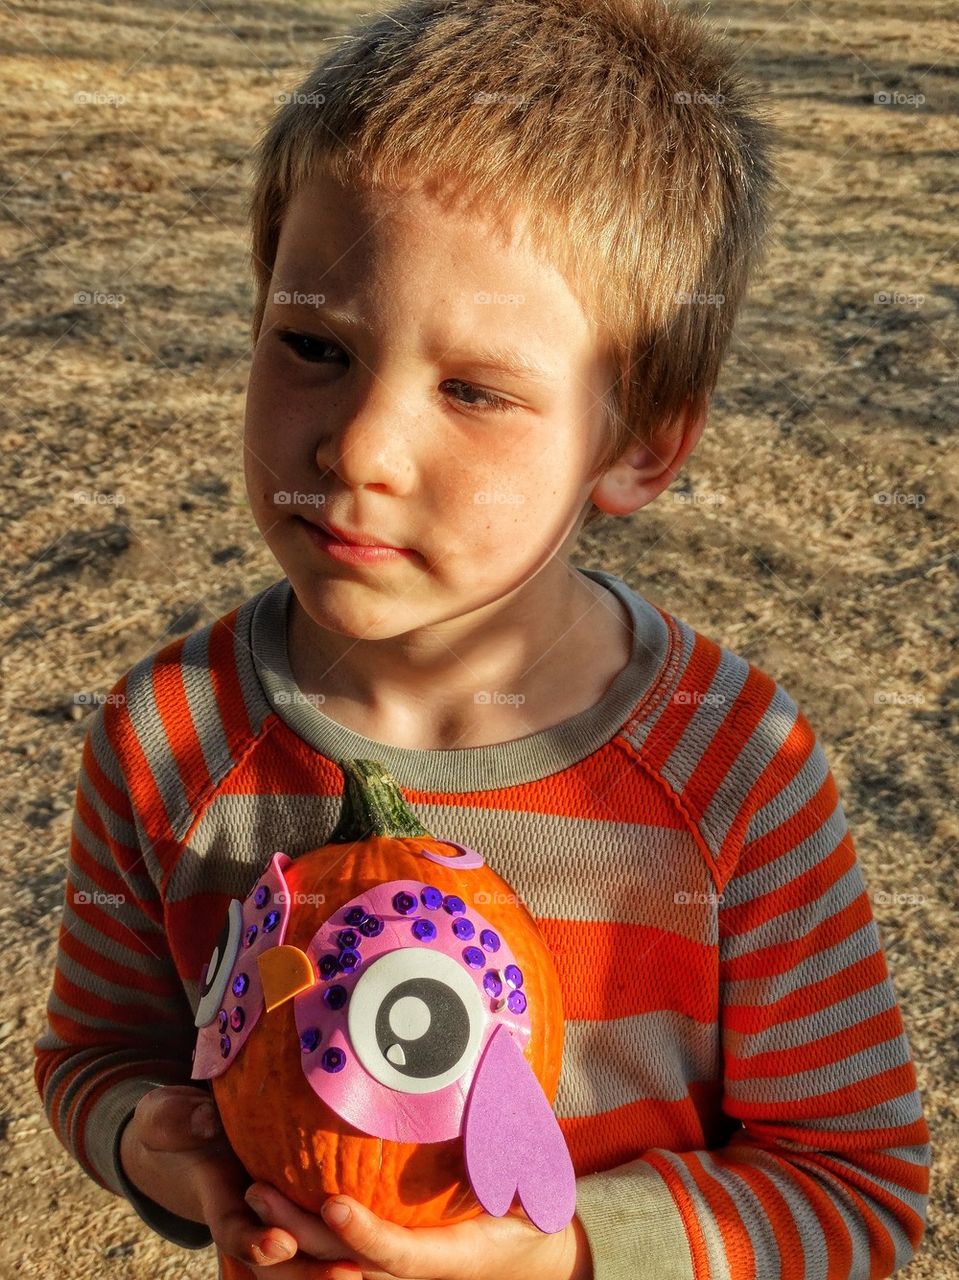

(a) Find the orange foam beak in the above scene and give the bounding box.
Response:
[256,944,316,1011]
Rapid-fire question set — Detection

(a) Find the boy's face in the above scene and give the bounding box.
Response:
[243,171,616,641]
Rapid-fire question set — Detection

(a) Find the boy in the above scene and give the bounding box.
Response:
[34,0,931,1277]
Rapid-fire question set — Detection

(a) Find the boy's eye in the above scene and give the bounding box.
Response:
[277,331,520,414]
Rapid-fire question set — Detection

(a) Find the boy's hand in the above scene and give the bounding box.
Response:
[242,1183,594,1280]
[118,1084,305,1270]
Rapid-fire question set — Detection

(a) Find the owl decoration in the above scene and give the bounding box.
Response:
[191,759,576,1233]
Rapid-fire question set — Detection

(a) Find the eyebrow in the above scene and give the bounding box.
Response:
[281,301,558,385]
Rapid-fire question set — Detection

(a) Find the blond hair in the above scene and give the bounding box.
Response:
[248,0,780,529]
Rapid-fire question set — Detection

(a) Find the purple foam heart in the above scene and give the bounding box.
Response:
[463,1023,576,1234]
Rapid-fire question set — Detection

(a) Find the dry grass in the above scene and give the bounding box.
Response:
[1,0,956,1276]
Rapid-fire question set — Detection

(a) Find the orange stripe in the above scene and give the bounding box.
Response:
[641,629,722,774]
[209,610,259,760]
[729,1061,923,1123]
[540,916,716,1021]
[716,1149,806,1280]
[645,1151,711,1279]
[723,951,890,1034]
[153,637,213,818]
[687,664,774,820]
[789,1154,898,1275]
[561,1091,716,1174]
[736,765,838,876]
[59,920,181,1002]
[725,1005,907,1080]
[686,1151,757,1280]
[802,1151,927,1255]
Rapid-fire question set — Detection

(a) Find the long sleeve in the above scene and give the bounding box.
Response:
[33,693,214,1250]
[573,709,930,1280]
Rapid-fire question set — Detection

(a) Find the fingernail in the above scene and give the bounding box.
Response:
[190,1103,220,1139]
[322,1199,351,1227]
[245,1191,268,1217]
[252,1237,294,1262]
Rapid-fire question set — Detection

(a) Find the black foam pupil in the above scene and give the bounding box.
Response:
[374,977,470,1079]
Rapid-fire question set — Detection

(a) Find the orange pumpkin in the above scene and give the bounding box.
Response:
[191,759,569,1228]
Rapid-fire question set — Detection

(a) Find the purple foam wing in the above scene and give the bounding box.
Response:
[462,1022,576,1234]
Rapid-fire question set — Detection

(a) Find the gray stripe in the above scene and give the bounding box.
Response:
[720,796,848,910]
[63,877,169,965]
[702,681,799,852]
[123,652,192,843]
[783,1088,926,1134]
[722,920,881,1007]
[726,1030,914,1106]
[85,701,125,793]
[659,1151,733,1280]
[233,583,281,738]
[71,802,156,904]
[818,1153,928,1223]
[176,793,712,938]
[180,626,233,784]
[55,950,177,1017]
[729,1143,833,1279]
[746,741,831,843]
[721,862,867,962]
[724,978,897,1059]
[661,646,750,793]
[43,989,190,1044]
[556,1010,721,1116]
[59,899,174,979]
[250,568,673,792]
[697,1152,783,1280]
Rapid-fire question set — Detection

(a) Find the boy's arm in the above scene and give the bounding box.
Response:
[572,710,930,1280]
[33,696,214,1250]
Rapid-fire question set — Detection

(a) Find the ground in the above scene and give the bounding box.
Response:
[1,0,956,1276]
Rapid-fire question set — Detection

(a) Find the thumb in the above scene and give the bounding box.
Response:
[136,1085,224,1152]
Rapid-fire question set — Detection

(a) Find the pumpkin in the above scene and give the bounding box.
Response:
[191,759,573,1230]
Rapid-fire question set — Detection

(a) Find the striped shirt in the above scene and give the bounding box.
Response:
[33,567,931,1280]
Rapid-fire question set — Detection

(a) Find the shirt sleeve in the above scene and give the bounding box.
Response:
[573,709,930,1280]
[32,693,214,1251]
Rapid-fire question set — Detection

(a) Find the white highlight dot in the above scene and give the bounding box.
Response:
[389,995,431,1041]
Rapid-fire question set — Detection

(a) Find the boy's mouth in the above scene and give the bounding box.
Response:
[295,514,416,561]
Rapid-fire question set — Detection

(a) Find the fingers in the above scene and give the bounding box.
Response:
[135,1084,225,1153]
[197,1161,301,1272]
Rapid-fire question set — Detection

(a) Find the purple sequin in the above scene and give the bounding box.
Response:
[322,1047,346,1073]
[344,905,366,926]
[232,973,249,997]
[507,990,527,1015]
[263,910,280,933]
[483,970,503,997]
[420,886,443,910]
[479,928,500,953]
[219,1034,231,1057]
[452,918,475,941]
[504,964,523,989]
[359,915,384,937]
[393,891,417,915]
[443,894,466,916]
[244,924,258,948]
[300,1026,321,1053]
[324,984,348,1010]
[337,928,360,950]
[338,948,362,972]
[463,946,485,968]
[217,1009,228,1033]
[229,1007,245,1031]
[319,954,340,979]
[253,885,270,909]
[412,918,437,942]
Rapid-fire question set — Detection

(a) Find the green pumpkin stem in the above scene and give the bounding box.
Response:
[327,759,433,842]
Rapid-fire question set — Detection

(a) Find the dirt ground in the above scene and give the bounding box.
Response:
[1,0,956,1276]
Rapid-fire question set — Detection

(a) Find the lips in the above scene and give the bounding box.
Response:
[298,515,408,551]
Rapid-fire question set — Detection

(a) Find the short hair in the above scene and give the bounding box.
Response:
[248,0,781,530]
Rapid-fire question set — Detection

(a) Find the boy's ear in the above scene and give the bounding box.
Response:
[588,398,709,519]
